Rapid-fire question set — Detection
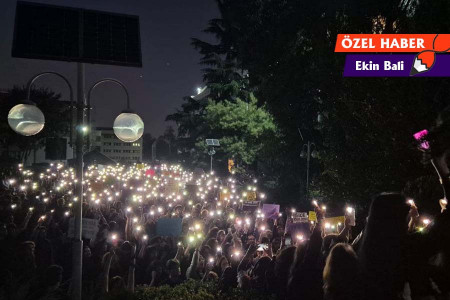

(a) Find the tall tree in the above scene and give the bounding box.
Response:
[188,0,450,208]
[196,95,279,173]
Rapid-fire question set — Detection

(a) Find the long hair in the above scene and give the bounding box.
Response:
[323,243,362,300]
[358,192,410,300]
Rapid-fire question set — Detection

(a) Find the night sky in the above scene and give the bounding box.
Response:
[0,0,219,136]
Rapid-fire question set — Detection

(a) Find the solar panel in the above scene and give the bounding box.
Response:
[12,1,142,67]
[206,139,220,146]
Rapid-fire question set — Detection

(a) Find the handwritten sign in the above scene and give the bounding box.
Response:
[220,191,229,202]
[323,216,346,233]
[262,204,280,220]
[242,201,260,212]
[246,191,257,201]
[308,211,317,222]
[292,212,309,223]
[68,218,99,240]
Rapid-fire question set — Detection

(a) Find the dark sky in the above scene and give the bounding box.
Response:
[0,0,219,136]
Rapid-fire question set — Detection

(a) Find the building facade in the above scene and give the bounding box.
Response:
[91,127,143,163]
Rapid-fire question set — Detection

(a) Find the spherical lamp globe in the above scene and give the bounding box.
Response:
[113,112,144,142]
[8,103,45,136]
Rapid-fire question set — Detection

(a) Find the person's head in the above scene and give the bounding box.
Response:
[206,271,219,282]
[36,226,47,240]
[277,223,285,235]
[272,236,281,253]
[192,204,202,217]
[288,242,307,286]
[274,246,296,297]
[260,236,270,245]
[218,256,230,274]
[19,241,35,260]
[207,238,218,252]
[166,259,181,278]
[144,246,159,262]
[358,192,410,297]
[174,205,183,216]
[251,256,272,281]
[200,209,209,219]
[83,246,92,258]
[110,276,125,294]
[150,260,163,275]
[207,227,219,238]
[216,230,226,243]
[108,221,118,232]
[200,245,212,259]
[246,234,255,246]
[322,234,347,258]
[323,243,361,300]
[45,265,63,289]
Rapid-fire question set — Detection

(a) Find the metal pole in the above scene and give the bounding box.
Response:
[210,155,213,173]
[306,141,310,202]
[72,62,85,300]
[86,78,132,152]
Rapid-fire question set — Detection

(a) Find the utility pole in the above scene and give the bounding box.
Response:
[72,62,85,300]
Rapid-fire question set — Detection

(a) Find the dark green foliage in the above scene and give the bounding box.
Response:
[190,0,450,208]
[104,280,276,300]
[170,0,450,207]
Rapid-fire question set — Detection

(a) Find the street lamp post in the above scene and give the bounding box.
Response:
[208,148,216,173]
[86,78,144,150]
[205,139,220,173]
[300,141,318,202]
[12,69,85,300]
[8,69,144,300]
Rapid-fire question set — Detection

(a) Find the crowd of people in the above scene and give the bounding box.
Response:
[0,148,449,300]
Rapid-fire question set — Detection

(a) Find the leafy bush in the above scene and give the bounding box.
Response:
[105,280,276,300]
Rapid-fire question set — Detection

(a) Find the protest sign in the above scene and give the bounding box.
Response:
[68,218,99,240]
[220,191,229,202]
[242,200,260,212]
[308,211,317,222]
[165,181,181,195]
[324,216,345,225]
[156,218,182,236]
[262,204,280,219]
[145,169,155,177]
[323,216,346,233]
[292,212,309,223]
[246,191,257,201]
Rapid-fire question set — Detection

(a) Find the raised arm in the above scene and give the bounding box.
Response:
[102,251,114,294]
[127,244,136,292]
[237,243,256,272]
[19,209,33,232]
[186,248,199,279]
